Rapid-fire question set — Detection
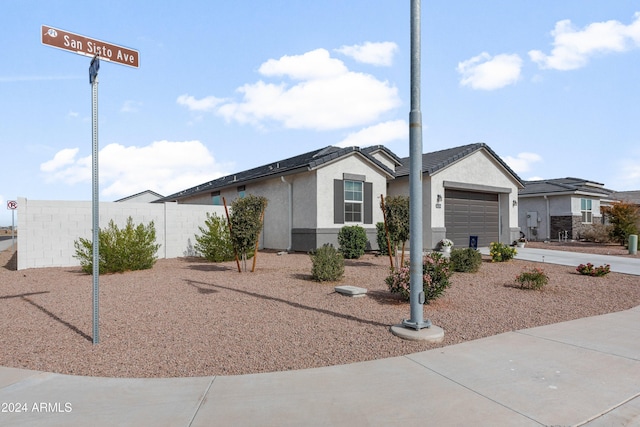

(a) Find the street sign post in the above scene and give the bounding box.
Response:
[41,25,139,68]
[42,25,139,345]
[7,200,17,253]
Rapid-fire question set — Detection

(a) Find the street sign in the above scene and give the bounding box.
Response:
[41,25,139,68]
[7,200,17,210]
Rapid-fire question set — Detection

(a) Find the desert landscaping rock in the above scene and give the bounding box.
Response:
[1,244,638,378]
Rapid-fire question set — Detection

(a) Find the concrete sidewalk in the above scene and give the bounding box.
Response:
[1,305,639,426]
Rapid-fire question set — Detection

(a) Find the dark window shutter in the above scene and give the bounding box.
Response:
[364,182,373,224]
[334,179,344,224]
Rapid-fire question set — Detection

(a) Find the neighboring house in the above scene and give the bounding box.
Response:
[114,190,164,203]
[387,143,523,248]
[518,177,615,242]
[159,142,523,251]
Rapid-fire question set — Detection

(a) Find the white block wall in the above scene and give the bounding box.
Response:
[17,197,226,270]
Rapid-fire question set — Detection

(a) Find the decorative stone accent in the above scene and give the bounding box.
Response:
[334,285,367,297]
[551,215,599,241]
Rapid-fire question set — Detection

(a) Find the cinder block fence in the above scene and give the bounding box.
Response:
[17,197,227,270]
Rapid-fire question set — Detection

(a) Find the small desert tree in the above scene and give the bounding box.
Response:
[603,200,639,246]
[383,195,410,267]
[230,194,268,271]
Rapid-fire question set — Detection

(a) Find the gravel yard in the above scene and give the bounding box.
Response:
[1,244,638,378]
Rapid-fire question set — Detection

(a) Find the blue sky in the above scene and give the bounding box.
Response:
[2,1,640,226]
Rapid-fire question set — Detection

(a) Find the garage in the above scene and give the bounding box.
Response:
[444,189,499,247]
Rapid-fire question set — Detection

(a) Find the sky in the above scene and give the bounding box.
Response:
[2,1,640,226]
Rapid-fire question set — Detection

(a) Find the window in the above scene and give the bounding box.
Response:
[344,180,363,222]
[237,185,246,198]
[581,198,592,223]
[334,179,372,225]
[212,191,221,205]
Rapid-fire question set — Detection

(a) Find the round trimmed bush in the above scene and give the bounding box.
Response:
[450,248,482,272]
[310,244,345,282]
[338,225,368,259]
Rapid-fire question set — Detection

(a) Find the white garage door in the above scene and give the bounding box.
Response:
[444,189,499,247]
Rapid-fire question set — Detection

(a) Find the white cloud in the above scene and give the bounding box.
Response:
[503,152,543,174]
[259,48,347,79]
[179,47,401,131]
[120,100,142,113]
[335,42,398,66]
[40,148,80,172]
[177,94,225,112]
[529,13,640,70]
[40,141,232,198]
[68,111,79,118]
[336,120,408,148]
[457,52,523,90]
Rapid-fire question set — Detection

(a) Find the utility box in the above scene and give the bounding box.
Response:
[527,211,538,228]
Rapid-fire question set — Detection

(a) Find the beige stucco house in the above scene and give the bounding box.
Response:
[158,143,524,251]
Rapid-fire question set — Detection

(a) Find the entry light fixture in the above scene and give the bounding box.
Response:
[436,194,442,203]
[513,200,518,207]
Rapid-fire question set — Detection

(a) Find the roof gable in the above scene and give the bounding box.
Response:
[395,143,523,186]
[115,190,164,203]
[361,145,403,166]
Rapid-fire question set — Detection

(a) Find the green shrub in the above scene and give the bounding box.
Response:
[489,242,517,262]
[385,252,452,303]
[310,244,345,282]
[450,248,482,272]
[576,263,611,277]
[74,217,160,274]
[515,267,549,290]
[194,212,235,262]
[338,225,368,259]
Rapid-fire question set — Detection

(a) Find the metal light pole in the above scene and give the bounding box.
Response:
[90,55,100,344]
[402,0,431,330]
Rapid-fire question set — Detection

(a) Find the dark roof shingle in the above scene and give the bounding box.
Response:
[520,177,613,197]
[157,145,395,202]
